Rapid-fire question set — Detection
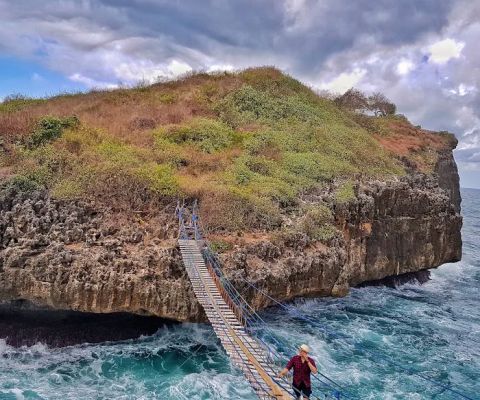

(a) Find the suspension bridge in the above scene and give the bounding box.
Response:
[176,201,476,400]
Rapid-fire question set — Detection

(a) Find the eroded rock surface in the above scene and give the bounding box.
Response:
[0,160,462,322]
[0,189,203,321]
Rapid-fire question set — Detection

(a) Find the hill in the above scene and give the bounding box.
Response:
[0,67,454,232]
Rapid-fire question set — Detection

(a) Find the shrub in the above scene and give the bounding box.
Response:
[4,175,40,193]
[300,204,337,241]
[368,92,396,116]
[350,113,382,135]
[199,189,280,231]
[51,178,83,199]
[16,144,72,187]
[158,92,176,104]
[153,137,188,166]
[282,152,356,182]
[136,163,179,196]
[232,161,254,184]
[335,181,356,204]
[334,88,368,112]
[244,129,280,158]
[95,139,145,168]
[335,89,396,117]
[0,94,44,113]
[28,116,79,148]
[209,239,233,253]
[217,85,324,126]
[160,118,236,153]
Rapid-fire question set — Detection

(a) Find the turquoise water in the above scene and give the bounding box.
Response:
[1,188,479,399]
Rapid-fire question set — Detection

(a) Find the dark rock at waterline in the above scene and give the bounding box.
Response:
[0,301,171,347]
[357,269,431,289]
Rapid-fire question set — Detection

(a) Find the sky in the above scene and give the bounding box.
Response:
[0,0,479,188]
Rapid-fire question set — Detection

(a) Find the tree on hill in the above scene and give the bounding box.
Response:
[334,88,396,116]
[368,92,396,116]
[334,88,368,112]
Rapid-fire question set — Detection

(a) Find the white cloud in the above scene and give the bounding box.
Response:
[450,83,476,96]
[396,59,415,75]
[112,59,193,84]
[207,64,235,73]
[319,68,367,93]
[428,38,464,64]
[69,73,117,89]
[167,60,192,76]
[457,131,479,151]
[31,72,44,82]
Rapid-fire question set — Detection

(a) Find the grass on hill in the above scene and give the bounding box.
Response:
[0,67,454,233]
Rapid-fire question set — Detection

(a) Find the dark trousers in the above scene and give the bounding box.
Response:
[292,382,312,399]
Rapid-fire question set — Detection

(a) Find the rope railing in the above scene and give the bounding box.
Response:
[240,279,477,400]
[181,244,277,399]
[178,202,350,399]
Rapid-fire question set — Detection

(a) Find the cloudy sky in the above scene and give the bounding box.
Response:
[0,0,479,188]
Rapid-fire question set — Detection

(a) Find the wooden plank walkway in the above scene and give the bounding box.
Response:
[179,239,293,400]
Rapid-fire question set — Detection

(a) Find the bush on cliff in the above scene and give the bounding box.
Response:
[28,116,79,148]
[158,118,238,153]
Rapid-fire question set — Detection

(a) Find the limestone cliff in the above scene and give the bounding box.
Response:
[0,68,463,321]
[0,148,462,321]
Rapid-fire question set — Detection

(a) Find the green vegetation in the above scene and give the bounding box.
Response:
[136,163,178,195]
[300,204,337,241]
[335,181,355,204]
[2,67,434,232]
[209,239,234,253]
[272,203,337,244]
[158,118,238,153]
[3,175,41,193]
[0,94,44,113]
[157,92,177,104]
[28,116,79,148]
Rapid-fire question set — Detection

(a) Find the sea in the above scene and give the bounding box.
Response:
[0,188,479,399]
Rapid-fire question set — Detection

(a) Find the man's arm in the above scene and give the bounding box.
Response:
[306,358,318,374]
[279,358,294,378]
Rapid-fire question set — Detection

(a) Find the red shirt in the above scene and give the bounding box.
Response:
[286,355,316,387]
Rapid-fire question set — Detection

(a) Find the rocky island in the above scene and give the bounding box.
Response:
[0,68,462,322]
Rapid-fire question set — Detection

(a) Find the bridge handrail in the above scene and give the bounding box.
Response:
[203,247,343,399]
[178,202,347,399]
[182,250,276,398]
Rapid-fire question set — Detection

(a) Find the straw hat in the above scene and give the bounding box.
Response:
[299,344,310,353]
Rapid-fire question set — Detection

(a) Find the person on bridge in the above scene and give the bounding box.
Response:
[278,344,318,399]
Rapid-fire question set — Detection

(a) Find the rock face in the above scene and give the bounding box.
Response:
[222,173,462,308]
[0,155,462,321]
[0,190,203,321]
